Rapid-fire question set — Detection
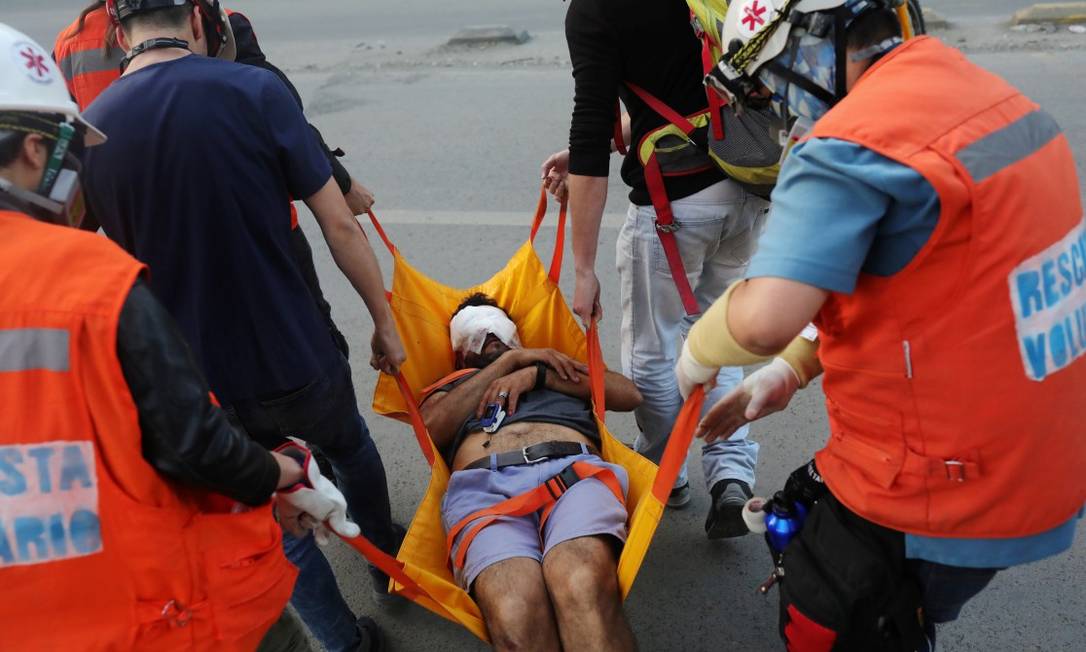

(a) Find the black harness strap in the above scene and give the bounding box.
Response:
[120,37,190,71]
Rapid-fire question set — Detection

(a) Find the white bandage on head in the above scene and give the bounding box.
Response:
[449,305,521,356]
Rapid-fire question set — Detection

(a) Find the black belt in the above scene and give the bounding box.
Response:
[463,441,599,472]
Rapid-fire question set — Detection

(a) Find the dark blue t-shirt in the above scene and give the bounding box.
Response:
[83,55,336,404]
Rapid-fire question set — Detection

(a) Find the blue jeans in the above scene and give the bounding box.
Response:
[228,355,395,652]
[616,180,769,489]
[910,560,1000,651]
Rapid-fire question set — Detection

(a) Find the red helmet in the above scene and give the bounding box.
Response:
[105,0,235,60]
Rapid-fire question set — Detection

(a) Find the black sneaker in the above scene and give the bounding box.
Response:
[705,479,753,539]
[369,523,408,608]
[354,615,385,652]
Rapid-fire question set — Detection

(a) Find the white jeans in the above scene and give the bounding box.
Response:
[616,179,769,489]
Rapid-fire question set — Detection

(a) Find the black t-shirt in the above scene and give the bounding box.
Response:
[436,370,601,464]
[84,55,337,405]
[565,0,725,205]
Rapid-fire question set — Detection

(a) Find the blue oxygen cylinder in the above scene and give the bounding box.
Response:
[763,491,808,554]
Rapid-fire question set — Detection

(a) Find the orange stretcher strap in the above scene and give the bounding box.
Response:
[396,371,437,467]
[587,321,607,421]
[527,185,568,284]
[445,460,625,570]
[652,384,705,502]
[364,209,397,255]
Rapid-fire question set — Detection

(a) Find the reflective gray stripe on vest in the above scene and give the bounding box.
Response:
[0,328,70,372]
[56,47,123,81]
[956,110,1062,183]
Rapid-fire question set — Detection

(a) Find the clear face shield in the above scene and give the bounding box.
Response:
[713,1,908,122]
[757,29,839,125]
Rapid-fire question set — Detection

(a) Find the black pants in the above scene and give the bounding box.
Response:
[289,226,349,358]
[778,494,999,652]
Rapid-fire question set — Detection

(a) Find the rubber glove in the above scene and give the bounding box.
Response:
[738,357,800,420]
[695,357,801,443]
[275,442,360,545]
[676,339,720,399]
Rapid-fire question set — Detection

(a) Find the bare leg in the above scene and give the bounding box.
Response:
[542,536,636,652]
[474,557,562,652]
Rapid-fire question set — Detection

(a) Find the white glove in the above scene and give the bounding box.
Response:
[275,442,360,545]
[740,357,801,420]
[676,339,720,400]
[696,357,802,443]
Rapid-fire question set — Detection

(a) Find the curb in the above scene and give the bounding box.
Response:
[447,25,530,47]
[1012,2,1086,25]
[922,7,950,30]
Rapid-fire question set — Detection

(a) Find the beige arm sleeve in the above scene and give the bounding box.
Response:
[686,283,770,368]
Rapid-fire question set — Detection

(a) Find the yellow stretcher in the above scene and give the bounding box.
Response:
[338,187,705,643]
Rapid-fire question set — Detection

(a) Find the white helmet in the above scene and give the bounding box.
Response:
[708,0,904,123]
[0,23,106,145]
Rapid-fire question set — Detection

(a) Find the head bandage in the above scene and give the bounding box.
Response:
[449,305,521,356]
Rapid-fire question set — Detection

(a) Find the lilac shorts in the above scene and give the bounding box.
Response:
[441,451,630,589]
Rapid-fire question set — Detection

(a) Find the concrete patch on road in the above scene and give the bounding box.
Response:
[1012,3,1086,25]
[446,25,530,47]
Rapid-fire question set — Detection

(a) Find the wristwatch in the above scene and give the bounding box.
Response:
[533,361,548,392]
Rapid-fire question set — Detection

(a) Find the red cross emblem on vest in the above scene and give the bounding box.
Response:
[742,0,769,31]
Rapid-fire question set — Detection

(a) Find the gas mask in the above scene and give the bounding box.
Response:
[0,116,88,227]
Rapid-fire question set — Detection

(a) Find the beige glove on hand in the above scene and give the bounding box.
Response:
[275,442,360,545]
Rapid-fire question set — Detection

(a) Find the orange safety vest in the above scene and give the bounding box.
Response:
[808,37,1086,539]
[54,6,122,111]
[0,210,296,650]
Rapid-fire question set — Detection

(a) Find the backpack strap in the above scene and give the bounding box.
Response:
[613,99,628,156]
[695,17,727,141]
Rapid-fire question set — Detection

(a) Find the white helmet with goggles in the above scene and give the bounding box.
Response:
[0,23,106,226]
[708,0,905,124]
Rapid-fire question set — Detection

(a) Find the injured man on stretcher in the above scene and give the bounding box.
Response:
[420,293,642,651]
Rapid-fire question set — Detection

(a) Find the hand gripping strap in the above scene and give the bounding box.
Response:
[446,461,625,570]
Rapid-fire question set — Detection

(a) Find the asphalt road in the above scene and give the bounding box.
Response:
[6,1,1085,651]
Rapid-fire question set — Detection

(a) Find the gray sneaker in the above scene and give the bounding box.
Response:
[667,481,692,509]
[705,479,753,539]
[369,523,407,609]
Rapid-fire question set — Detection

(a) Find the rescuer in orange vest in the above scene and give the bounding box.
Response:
[0,23,360,651]
[672,1,1085,650]
[54,0,376,359]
